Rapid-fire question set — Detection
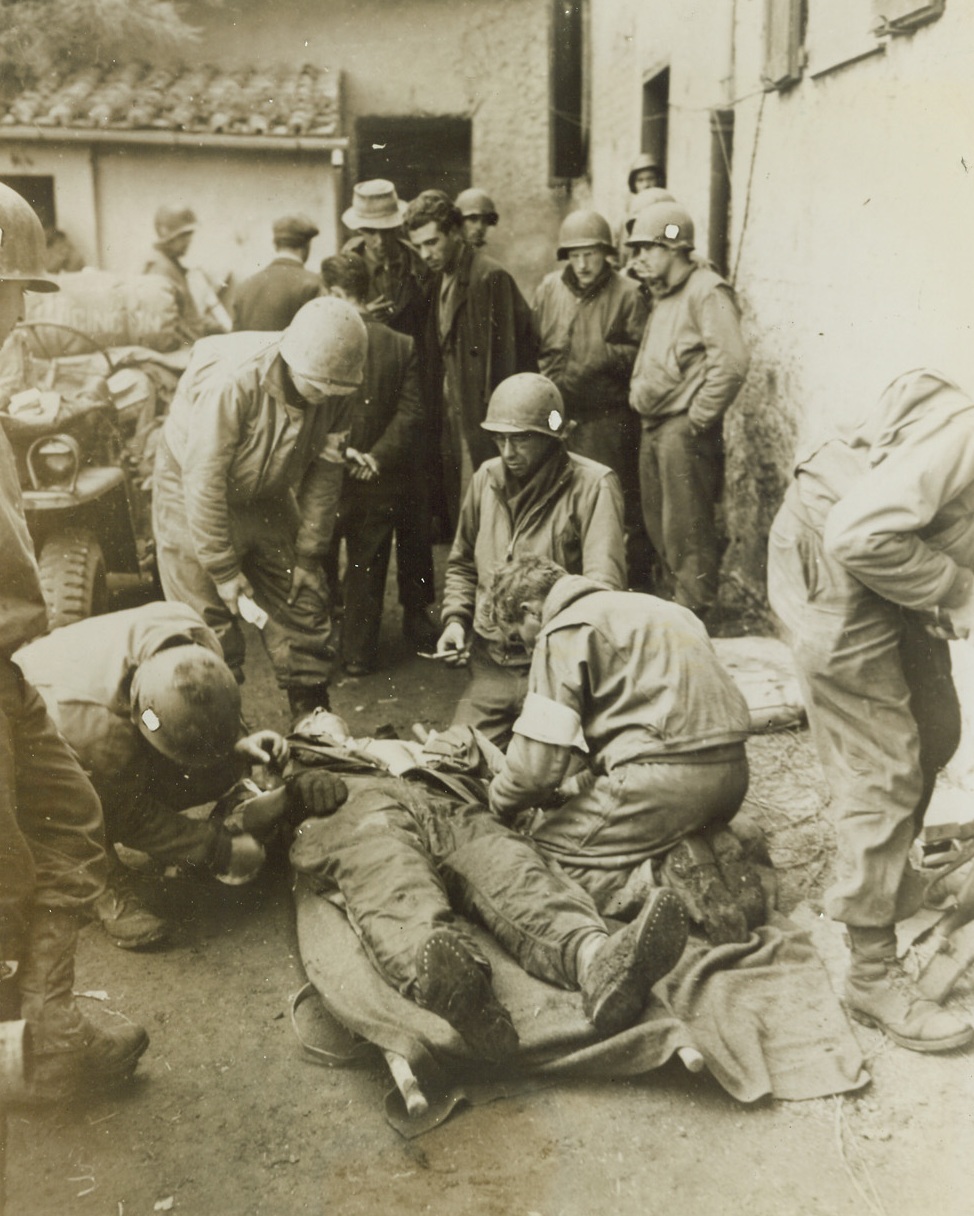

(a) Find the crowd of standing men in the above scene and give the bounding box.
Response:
[3,140,974,1108]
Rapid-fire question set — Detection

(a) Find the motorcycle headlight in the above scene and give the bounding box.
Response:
[27,434,81,491]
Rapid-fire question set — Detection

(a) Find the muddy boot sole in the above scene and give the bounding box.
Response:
[582,889,688,1036]
[415,930,519,1061]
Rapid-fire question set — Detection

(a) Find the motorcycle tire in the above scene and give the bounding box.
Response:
[38,528,109,630]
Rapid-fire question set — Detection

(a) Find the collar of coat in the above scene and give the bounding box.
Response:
[560,260,614,301]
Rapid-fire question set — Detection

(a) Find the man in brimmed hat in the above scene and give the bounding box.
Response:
[455,187,499,250]
[343,178,441,650]
[233,213,321,332]
[152,297,368,721]
[404,189,537,533]
[435,373,625,746]
[533,208,653,590]
[144,203,211,344]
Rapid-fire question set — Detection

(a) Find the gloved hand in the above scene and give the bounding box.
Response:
[214,833,266,885]
[287,769,349,820]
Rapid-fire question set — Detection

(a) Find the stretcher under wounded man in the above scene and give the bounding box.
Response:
[223,712,870,1126]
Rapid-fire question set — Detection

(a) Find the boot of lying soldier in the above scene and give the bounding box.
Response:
[412,888,688,1056]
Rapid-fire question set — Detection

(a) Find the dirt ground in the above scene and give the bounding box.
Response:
[5,556,974,1216]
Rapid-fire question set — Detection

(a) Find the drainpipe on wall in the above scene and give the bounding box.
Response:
[708,108,733,279]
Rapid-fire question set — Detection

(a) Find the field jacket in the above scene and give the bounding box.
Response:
[789,368,974,614]
[158,332,351,585]
[489,575,751,815]
[442,450,625,665]
[15,602,242,864]
[533,266,648,421]
[0,428,47,655]
[629,263,749,431]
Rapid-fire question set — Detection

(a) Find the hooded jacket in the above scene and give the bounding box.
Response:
[789,368,974,613]
[442,450,625,666]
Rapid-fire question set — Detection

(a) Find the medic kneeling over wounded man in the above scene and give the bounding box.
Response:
[288,711,690,1059]
[486,556,771,946]
[15,602,348,950]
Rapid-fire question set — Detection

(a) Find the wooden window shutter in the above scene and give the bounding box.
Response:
[872,0,945,35]
[764,0,805,91]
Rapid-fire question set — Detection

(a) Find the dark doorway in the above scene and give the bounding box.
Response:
[355,116,471,203]
[641,68,670,185]
[1,175,56,228]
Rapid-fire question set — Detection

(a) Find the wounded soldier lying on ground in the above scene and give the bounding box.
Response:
[283,712,690,1059]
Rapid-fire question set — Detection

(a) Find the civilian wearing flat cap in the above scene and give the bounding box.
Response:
[232,215,322,332]
[343,179,441,647]
[143,205,210,345]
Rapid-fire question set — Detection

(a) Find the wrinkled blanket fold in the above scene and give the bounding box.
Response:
[294,877,867,1130]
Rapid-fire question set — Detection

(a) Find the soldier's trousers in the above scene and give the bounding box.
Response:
[290,774,608,998]
[768,488,961,928]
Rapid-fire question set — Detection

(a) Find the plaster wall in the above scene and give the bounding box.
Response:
[0,143,98,265]
[91,145,341,288]
[189,0,562,294]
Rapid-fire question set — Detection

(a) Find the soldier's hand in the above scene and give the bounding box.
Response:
[216,572,255,616]
[944,577,974,641]
[287,563,323,606]
[287,769,349,819]
[436,619,469,666]
[235,730,290,767]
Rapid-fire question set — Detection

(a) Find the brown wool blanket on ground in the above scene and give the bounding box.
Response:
[294,878,867,1134]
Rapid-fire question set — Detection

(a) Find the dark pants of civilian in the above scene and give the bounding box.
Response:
[153,470,335,693]
[324,478,397,669]
[290,774,606,996]
[768,490,962,927]
[638,412,724,616]
[0,660,106,961]
[570,408,657,592]
[395,458,436,610]
[450,634,532,749]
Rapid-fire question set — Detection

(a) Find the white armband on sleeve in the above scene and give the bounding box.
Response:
[512,692,588,752]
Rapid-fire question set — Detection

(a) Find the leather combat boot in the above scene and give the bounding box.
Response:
[18,907,149,1101]
[93,853,168,949]
[580,888,688,1036]
[658,833,749,944]
[414,928,519,1061]
[845,927,973,1054]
